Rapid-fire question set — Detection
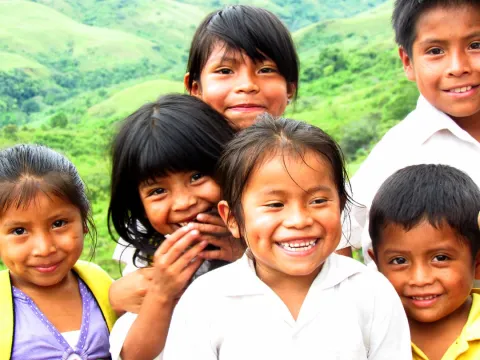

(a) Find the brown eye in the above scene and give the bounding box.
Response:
[12,228,26,236]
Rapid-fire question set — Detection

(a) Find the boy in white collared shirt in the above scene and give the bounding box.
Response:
[340,0,480,263]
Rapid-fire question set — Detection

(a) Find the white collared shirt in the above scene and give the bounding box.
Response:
[340,96,480,263]
[163,253,411,360]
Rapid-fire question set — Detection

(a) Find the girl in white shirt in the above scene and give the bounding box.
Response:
[163,115,412,360]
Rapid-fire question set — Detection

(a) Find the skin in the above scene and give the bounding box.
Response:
[219,150,343,320]
[0,192,86,332]
[118,172,244,360]
[399,5,480,141]
[371,221,480,360]
[185,42,295,129]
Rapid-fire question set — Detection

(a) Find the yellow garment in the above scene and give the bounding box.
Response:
[412,289,480,360]
[0,260,117,360]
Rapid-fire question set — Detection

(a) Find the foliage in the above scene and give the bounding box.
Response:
[0,0,422,277]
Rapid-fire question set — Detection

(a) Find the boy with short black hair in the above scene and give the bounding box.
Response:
[369,164,480,359]
[340,0,480,264]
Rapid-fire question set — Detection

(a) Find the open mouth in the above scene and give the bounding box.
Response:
[446,85,479,93]
[176,207,218,228]
[410,295,440,301]
[276,239,319,252]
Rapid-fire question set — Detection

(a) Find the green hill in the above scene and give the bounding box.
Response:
[0,0,421,275]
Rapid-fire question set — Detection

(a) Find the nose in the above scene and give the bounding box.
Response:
[409,262,435,287]
[283,204,314,229]
[234,69,259,94]
[31,232,57,257]
[447,50,471,77]
[171,189,197,212]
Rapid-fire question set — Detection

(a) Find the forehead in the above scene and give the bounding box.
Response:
[379,220,470,255]
[414,5,480,43]
[0,191,78,219]
[246,149,336,192]
[204,41,270,65]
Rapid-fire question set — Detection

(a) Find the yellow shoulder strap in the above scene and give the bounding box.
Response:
[0,270,13,359]
[73,261,117,331]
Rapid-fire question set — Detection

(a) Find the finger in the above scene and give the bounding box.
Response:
[169,240,208,273]
[196,213,225,226]
[154,224,195,256]
[199,248,231,261]
[178,257,204,284]
[155,229,202,266]
[190,222,230,237]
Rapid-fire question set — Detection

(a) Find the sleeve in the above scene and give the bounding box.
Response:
[366,273,412,360]
[163,283,218,360]
[109,312,163,360]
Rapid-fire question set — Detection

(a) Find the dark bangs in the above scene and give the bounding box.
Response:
[187,5,299,95]
[108,94,236,259]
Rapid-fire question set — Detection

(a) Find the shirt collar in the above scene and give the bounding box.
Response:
[414,95,478,146]
[219,251,364,297]
[463,289,480,341]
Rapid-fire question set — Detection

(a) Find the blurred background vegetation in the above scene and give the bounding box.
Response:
[0,0,419,277]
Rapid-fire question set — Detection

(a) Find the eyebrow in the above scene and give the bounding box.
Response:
[262,185,333,196]
[418,31,480,46]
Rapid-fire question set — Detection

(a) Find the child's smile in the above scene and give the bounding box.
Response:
[138,171,221,236]
[233,149,342,283]
[400,5,480,124]
[375,221,474,325]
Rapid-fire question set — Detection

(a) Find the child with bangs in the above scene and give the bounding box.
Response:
[163,115,411,359]
[369,164,480,360]
[107,94,243,360]
[109,2,322,320]
[0,144,116,359]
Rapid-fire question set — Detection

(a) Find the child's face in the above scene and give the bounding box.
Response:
[138,171,221,235]
[399,5,480,123]
[374,221,476,325]
[229,150,342,281]
[186,42,294,130]
[0,192,85,290]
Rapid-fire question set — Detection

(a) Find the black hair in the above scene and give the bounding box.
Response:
[186,5,299,98]
[392,0,479,57]
[369,164,480,259]
[0,144,96,251]
[217,114,352,245]
[108,94,236,263]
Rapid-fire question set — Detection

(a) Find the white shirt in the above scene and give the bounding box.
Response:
[163,253,411,360]
[109,312,163,360]
[341,95,480,263]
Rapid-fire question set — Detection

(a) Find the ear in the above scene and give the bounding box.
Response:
[83,223,89,235]
[184,72,201,97]
[367,249,377,265]
[218,200,240,239]
[398,47,415,81]
[286,82,296,102]
[474,250,480,280]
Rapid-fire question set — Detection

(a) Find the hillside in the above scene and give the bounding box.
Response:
[0,0,421,275]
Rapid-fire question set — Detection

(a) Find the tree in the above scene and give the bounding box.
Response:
[3,124,18,140]
[50,112,68,128]
[21,98,41,115]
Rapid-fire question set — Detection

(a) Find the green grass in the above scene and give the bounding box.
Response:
[0,1,166,71]
[87,79,184,120]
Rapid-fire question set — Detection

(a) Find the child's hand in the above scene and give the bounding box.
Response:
[149,224,207,303]
[109,267,154,315]
[191,212,246,262]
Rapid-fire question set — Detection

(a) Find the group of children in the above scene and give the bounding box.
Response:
[0,1,479,359]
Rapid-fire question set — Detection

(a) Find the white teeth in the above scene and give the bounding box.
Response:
[278,240,317,252]
[179,222,188,227]
[451,86,472,93]
[412,295,437,300]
